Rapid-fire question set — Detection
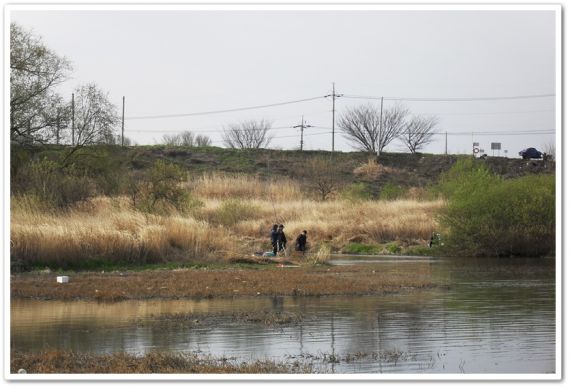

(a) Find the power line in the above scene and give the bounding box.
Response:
[125,96,325,120]
[125,125,297,134]
[416,108,555,117]
[435,129,555,135]
[343,93,555,102]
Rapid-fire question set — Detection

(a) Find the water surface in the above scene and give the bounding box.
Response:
[11,256,555,374]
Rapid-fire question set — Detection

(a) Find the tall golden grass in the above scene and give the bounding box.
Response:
[11,175,443,268]
[188,173,303,201]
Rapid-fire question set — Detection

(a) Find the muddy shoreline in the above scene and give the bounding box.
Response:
[10,263,440,302]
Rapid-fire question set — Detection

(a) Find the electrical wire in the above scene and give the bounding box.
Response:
[125,96,326,120]
[343,93,555,102]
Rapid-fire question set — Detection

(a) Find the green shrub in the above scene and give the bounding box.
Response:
[134,160,190,214]
[12,158,98,209]
[341,242,380,254]
[385,242,402,254]
[214,199,260,226]
[437,160,555,257]
[379,182,406,200]
[340,183,372,202]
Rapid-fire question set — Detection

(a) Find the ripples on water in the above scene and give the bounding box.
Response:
[11,257,556,374]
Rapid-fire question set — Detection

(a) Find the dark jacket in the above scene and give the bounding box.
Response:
[295,234,307,250]
[278,231,287,244]
[270,229,280,244]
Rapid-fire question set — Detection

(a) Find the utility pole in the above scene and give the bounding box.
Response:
[325,82,342,156]
[56,108,60,145]
[445,131,448,155]
[377,96,384,157]
[293,115,312,151]
[71,93,75,146]
[121,96,125,147]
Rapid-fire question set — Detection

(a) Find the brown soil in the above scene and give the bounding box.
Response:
[10,264,439,302]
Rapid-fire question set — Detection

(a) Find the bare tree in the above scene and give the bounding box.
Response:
[162,133,181,146]
[300,157,338,201]
[179,131,195,146]
[379,104,409,152]
[161,131,211,147]
[195,134,212,147]
[10,23,72,144]
[73,84,119,146]
[339,103,409,153]
[400,115,438,153]
[338,104,381,153]
[541,142,555,161]
[222,119,273,149]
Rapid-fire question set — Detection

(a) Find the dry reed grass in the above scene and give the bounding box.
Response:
[10,175,443,269]
[353,159,399,179]
[189,173,303,201]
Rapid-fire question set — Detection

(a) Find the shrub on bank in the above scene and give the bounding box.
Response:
[211,199,261,227]
[437,159,555,257]
[339,183,372,202]
[379,183,407,200]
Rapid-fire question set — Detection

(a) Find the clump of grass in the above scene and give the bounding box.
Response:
[307,244,331,265]
[384,242,402,254]
[353,159,398,179]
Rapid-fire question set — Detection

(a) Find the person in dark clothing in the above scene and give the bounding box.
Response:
[277,224,287,252]
[270,224,279,255]
[295,230,308,252]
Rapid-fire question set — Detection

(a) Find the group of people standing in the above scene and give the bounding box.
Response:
[270,224,307,255]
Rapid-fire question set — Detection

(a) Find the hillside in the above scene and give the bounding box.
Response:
[11,144,555,197]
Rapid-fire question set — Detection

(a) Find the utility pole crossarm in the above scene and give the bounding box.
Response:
[293,115,313,151]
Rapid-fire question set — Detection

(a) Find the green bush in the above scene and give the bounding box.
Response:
[379,182,406,200]
[133,160,191,214]
[214,199,260,226]
[12,158,98,209]
[340,183,372,202]
[437,160,555,257]
[341,242,380,254]
[385,242,402,254]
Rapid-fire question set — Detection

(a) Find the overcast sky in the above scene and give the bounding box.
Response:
[10,6,557,156]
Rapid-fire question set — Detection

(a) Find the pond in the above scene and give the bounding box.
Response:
[10,256,556,374]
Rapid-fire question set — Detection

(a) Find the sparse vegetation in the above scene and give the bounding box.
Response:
[10,263,440,301]
[11,350,313,374]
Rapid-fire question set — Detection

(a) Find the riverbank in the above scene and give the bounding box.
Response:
[10,263,439,301]
[10,350,314,374]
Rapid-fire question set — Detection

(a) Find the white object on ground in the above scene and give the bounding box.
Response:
[56,276,69,283]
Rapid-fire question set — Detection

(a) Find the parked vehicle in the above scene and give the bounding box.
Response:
[519,147,543,159]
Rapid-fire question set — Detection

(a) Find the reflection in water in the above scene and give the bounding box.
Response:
[11,257,555,373]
